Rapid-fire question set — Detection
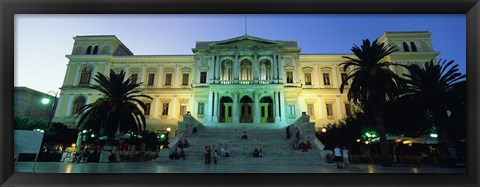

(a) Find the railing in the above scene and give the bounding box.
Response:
[216,79,282,85]
[286,114,325,161]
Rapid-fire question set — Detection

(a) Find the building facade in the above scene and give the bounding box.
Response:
[14,87,57,121]
[53,32,439,132]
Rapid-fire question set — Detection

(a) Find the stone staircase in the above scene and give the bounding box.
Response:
[151,123,325,166]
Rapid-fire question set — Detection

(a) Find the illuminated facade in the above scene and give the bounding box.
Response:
[53,32,438,132]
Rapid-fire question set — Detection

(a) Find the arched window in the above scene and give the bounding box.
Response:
[240,59,253,83]
[86,46,92,54]
[79,67,92,85]
[410,42,417,52]
[221,60,233,83]
[402,42,410,52]
[259,59,271,83]
[72,96,86,114]
[93,46,99,54]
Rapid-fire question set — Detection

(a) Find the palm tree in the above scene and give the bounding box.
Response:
[76,70,152,162]
[402,59,466,164]
[340,39,406,166]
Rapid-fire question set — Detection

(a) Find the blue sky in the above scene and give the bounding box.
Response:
[14,14,466,94]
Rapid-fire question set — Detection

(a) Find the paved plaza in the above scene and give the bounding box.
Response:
[15,161,466,174]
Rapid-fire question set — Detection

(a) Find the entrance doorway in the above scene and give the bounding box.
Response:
[240,96,253,123]
[219,97,233,123]
[259,97,274,123]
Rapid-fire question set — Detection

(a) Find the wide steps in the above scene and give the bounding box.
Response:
[151,123,322,165]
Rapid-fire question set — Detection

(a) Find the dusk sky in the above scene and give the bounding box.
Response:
[15,14,466,94]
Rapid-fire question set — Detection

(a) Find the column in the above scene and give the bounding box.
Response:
[54,94,64,117]
[253,55,259,82]
[72,64,81,86]
[157,65,163,88]
[65,95,74,117]
[234,55,239,81]
[193,58,199,84]
[272,55,277,83]
[279,91,286,122]
[254,92,260,123]
[233,92,239,123]
[103,63,109,75]
[125,65,130,80]
[278,55,284,83]
[171,96,177,119]
[154,96,161,118]
[207,91,213,122]
[175,64,180,88]
[332,64,339,88]
[336,96,343,120]
[297,94,305,118]
[213,91,219,122]
[316,95,324,120]
[274,91,280,123]
[315,64,320,88]
[141,65,146,87]
[189,93,195,115]
[294,59,300,84]
[215,56,221,84]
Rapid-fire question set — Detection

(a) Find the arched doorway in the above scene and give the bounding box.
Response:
[259,96,274,123]
[219,96,233,123]
[240,96,253,123]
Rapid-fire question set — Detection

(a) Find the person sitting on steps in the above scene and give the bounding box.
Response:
[253,147,259,157]
[241,131,248,140]
[259,149,264,158]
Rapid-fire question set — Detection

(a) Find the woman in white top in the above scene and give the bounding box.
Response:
[334,145,343,168]
[341,147,349,168]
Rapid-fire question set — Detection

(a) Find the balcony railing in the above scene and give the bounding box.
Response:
[216,79,282,84]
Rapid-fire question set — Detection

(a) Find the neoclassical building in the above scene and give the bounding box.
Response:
[53,31,438,132]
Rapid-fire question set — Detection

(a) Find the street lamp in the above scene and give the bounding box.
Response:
[41,91,59,128]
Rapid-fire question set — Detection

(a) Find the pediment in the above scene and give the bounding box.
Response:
[212,35,282,46]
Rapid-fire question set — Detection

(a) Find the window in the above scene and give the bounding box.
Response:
[162,103,169,115]
[79,67,92,85]
[403,42,410,52]
[86,46,92,54]
[341,73,349,85]
[288,105,296,115]
[323,73,330,85]
[165,73,172,85]
[410,42,417,52]
[131,74,138,84]
[307,104,314,116]
[144,103,151,115]
[147,74,155,85]
[286,71,293,83]
[345,103,352,117]
[72,96,86,114]
[198,102,205,115]
[200,72,207,84]
[93,46,99,54]
[304,73,312,85]
[326,104,333,117]
[182,74,189,85]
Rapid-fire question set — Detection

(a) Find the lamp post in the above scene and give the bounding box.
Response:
[41,91,59,128]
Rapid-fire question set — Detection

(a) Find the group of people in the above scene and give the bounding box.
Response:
[292,138,313,152]
[177,139,189,149]
[330,145,350,168]
[169,147,186,160]
[253,147,264,158]
[204,145,230,165]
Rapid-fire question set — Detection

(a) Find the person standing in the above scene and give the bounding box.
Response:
[334,145,343,168]
[213,150,218,164]
[342,147,350,168]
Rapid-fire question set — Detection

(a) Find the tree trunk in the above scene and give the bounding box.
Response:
[432,107,457,167]
[375,111,392,166]
[99,135,115,163]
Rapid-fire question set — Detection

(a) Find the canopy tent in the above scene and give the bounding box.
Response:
[371,134,413,143]
[403,135,438,144]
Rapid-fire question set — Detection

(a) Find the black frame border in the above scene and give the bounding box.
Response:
[1,0,479,186]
